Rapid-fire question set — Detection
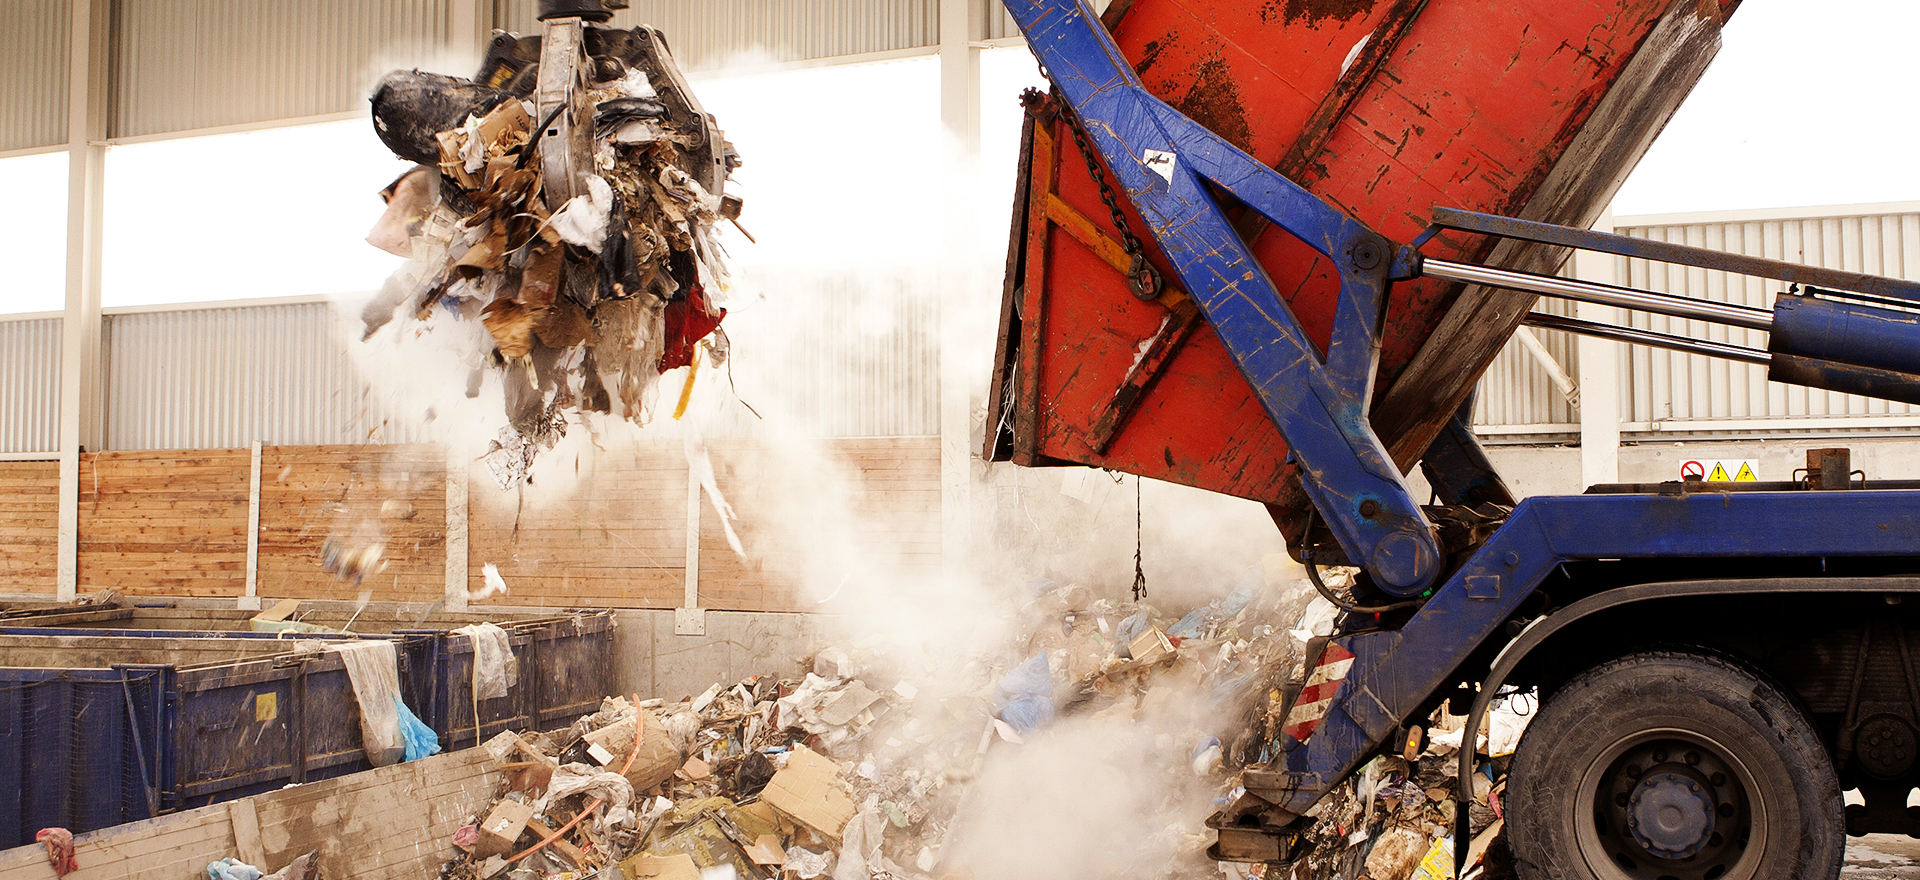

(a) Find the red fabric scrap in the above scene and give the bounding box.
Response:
[36,828,76,878]
[657,283,725,373]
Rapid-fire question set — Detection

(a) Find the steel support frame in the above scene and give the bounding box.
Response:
[939,0,983,573]
[1004,0,1442,595]
[1245,489,1920,820]
[55,0,109,601]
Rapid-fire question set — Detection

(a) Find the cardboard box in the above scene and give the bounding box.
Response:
[1129,626,1174,664]
[760,745,855,840]
[474,799,534,857]
[618,853,700,880]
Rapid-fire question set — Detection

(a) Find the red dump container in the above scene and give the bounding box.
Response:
[986,0,1737,532]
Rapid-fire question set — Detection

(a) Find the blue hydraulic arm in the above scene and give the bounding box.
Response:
[1002,0,1443,596]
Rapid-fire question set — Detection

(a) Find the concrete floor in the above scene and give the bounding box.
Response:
[1846,835,1920,877]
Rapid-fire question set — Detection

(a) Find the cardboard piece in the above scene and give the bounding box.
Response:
[743,835,786,866]
[816,682,883,727]
[618,853,700,880]
[760,745,855,840]
[582,710,683,792]
[249,599,333,634]
[474,799,533,857]
[678,756,711,780]
[1129,627,1174,664]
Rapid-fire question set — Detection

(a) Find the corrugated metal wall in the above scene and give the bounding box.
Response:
[491,0,939,70]
[981,0,1022,40]
[99,301,417,450]
[1471,297,1577,430]
[1615,211,1920,428]
[0,317,61,454]
[704,270,940,438]
[0,0,69,152]
[81,282,938,451]
[110,0,455,139]
[0,0,961,147]
[1472,207,1920,436]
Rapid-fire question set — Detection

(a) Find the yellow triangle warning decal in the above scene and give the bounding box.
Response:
[1733,462,1758,482]
[1708,462,1731,481]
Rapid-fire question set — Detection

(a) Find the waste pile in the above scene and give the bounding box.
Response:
[363,20,741,488]
[436,575,1520,880]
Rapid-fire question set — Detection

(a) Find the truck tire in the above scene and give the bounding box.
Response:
[1505,650,1842,880]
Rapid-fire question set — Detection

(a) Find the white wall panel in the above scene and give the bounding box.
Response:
[1472,297,1577,431]
[111,0,456,138]
[493,0,939,70]
[700,269,940,439]
[0,317,61,454]
[1616,211,1920,429]
[0,0,69,152]
[100,301,420,450]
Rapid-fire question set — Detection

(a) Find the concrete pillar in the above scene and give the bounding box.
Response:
[1573,209,1621,489]
[937,0,982,573]
[55,0,109,600]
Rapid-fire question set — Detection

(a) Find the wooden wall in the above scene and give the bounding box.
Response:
[699,437,941,612]
[77,450,250,597]
[0,745,493,880]
[469,438,688,608]
[0,461,56,595]
[2,438,940,613]
[257,444,446,603]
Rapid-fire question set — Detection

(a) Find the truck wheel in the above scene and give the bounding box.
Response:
[1505,651,1842,880]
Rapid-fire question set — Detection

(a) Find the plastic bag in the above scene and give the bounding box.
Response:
[207,859,262,880]
[327,641,403,767]
[454,623,517,700]
[398,696,442,761]
[992,653,1055,733]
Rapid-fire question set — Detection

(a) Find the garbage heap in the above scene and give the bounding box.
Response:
[363,22,740,488]
[438,578,1519,880]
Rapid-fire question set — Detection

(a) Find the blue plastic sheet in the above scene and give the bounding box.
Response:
[397,696,442,762]
[1114,610,1151,657]
[992,653,1055,733]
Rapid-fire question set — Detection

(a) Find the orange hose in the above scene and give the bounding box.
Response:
[507,694,647,865]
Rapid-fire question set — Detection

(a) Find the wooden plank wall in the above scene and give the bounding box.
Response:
[77,450,250,597]
[9,438,939,613]
[0,461,57,595]
[0,746,493,880]
[700,437,942,612]
[257,444,446,603]
[468,438,689,608]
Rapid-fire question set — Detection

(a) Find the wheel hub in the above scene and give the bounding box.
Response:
[1626,771,1716,858]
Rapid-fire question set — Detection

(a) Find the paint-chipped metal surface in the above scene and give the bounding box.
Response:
[989,0,1729,514]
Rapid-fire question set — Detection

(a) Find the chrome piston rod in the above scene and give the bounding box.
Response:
[1520,312,1771,365]
[1422,258,1775,331]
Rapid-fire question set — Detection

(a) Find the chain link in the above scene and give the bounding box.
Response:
[1048,90,1165,301]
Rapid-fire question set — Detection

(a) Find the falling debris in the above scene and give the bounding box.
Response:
[424,569,1514,880]
[363,20,742,488]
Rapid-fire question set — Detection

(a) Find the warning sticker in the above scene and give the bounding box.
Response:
[1680,459,1758,482]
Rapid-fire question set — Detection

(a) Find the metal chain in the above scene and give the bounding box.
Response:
[1133,476,1148,601]
[1052,91,1165,301]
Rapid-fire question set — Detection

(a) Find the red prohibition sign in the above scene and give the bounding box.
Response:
[1680,460,1706,480]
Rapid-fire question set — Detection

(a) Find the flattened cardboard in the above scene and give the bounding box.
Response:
[618,853,700,880]
[760,745,854,840]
